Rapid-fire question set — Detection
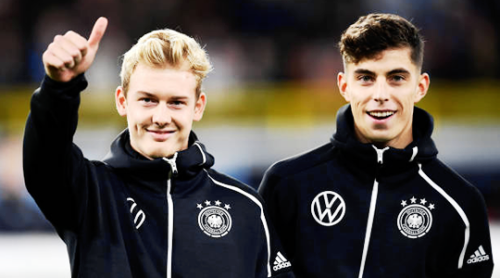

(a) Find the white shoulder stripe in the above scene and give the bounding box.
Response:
[418,164,470,269]
[194,142,206,165]
[409,146,418,162]
[206,172,272,277]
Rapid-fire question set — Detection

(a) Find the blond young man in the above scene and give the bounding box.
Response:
[23,17,294,278]
[259,13,493,277]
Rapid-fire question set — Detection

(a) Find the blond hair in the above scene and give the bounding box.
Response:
[120,29,212,97]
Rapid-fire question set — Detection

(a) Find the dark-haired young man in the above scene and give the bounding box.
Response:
[259,13,494,277]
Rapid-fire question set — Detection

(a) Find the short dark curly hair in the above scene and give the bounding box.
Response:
[339,13,424,68]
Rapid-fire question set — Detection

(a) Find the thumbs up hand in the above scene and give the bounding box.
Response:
[42,17,108,83]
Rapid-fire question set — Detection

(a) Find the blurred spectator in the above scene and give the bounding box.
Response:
[0,0,24,84]
[0,133,53,231]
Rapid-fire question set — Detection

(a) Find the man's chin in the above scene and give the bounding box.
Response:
[134,139,188,159]
[136,146,174,160]
[364,132,393,147]
[148,151,175,159]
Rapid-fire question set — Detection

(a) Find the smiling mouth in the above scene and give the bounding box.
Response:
[367,111,395,120]
[149,130,173,134]
[147,129,175,140]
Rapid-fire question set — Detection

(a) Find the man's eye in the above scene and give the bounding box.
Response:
[140,98,156,104]
[392,75,404,82]
[170,100,186,106]
[358,75,373,82]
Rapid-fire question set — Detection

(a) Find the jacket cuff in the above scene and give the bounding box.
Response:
[40,74,89,100]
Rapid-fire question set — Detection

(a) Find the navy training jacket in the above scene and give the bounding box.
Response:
[259,104,494,277]
[23,75,295,278]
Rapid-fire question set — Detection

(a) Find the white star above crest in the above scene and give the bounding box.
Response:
[204,200,211,206]
[215,200,222,206]
[224,204,231,210]
[196,204,203,209]
[402,196,436,211]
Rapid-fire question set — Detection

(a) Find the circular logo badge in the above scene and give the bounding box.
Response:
[311,191,346,226]
[198,206,232,238]
[397,204,433,238]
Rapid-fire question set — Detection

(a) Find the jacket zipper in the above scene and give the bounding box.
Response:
[163,153,178,278]
[358,146,388,278]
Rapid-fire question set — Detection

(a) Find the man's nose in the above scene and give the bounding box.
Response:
[373,78,389,103]
[152,103,172,126]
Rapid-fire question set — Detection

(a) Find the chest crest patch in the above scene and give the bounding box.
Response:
[197,200,232,238]
[397,196,435,238]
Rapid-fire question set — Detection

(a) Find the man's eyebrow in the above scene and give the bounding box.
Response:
[135,91,188,100]
[387,68,411,75]
[354,69,375,75]
[136,91,154,97]
[354,68,411,76]
[170,96,189,101]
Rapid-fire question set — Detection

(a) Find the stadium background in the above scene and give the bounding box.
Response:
[0,0,499,276]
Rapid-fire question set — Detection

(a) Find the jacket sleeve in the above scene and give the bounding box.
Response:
[23,74,90,233]
[259,164,297,277]
[450,185,494,278]
[257,189,295,278]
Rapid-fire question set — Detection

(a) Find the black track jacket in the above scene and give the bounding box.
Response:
[259,104,493,278]
[23,75,295,278]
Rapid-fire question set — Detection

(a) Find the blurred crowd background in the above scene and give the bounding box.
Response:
[0,0,499,235]
[1,0,499,85]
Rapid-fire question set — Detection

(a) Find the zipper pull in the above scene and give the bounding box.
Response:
[163,152,179,177]
[372,146,389,164]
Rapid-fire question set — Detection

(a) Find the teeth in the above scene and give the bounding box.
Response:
[369,111,394,118]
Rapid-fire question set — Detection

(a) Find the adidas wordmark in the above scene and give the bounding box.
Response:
[273,252,291,271]
[467,245,490,264]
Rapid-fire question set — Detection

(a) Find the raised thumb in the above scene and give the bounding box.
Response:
[88,17,108,49]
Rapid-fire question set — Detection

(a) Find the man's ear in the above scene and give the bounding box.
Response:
[414,73,430,103]
[193,92,207,122]
[115,86,127,117]
[337,72,350,102]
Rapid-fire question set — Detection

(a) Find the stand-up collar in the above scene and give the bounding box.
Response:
[103,129,214,181]
[331,104,438,177]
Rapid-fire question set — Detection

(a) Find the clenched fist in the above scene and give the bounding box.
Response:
[42,17,108,83]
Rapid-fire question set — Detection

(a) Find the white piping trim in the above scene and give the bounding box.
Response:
[206,172,272,277]
[166,175,174,278]
[409,146,418,162]
[127,198,137,213]
[134,211,146,229]
[358,179,379,278]
[418,164,470,269]
[194,142,206,165]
